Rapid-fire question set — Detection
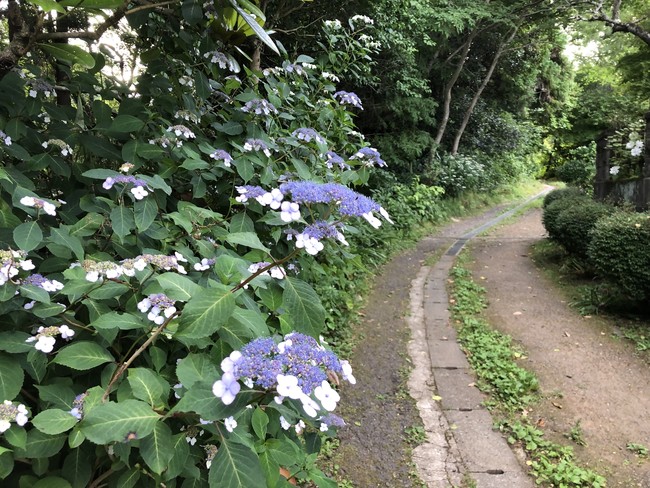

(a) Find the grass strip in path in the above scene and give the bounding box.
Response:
[449,253,607,487]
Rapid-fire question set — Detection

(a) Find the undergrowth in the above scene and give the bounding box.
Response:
[448,254,607,487]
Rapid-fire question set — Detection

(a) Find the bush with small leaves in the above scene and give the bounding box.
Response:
[553,200,610,258]
[587,211,650,301]
[542,187,585,209]
[542,193,591,240]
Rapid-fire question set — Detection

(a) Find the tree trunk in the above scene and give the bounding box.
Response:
[434,28,478,145]
[450,26,518,155]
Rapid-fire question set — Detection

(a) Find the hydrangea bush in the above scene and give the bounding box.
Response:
[0,3,387,486]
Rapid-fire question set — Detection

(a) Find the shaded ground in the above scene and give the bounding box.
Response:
[470,207,650,487]
[334,205,514,486]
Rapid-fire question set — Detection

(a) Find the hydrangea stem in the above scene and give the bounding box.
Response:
[101,312,179,401]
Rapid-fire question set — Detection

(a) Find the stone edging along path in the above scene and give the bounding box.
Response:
[407,188,552,487]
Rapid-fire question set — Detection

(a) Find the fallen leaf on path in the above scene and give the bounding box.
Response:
[552,402,563,409]
[536,418,546,428]
[432,395,442,401]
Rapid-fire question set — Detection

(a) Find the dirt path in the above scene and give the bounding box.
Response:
[470,207,650,487]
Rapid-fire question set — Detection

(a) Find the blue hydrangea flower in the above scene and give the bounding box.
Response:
[349,147,386,167]
[291,128,325,144]
[241,99,278,116]
[333,91,363,110]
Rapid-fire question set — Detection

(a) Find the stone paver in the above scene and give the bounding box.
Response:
[407,188,551,487]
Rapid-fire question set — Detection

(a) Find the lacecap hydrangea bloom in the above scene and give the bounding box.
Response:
[20,196,57,216]
[212,333,355,418]
[0,250,35,285]
[0,401,29,433]
[102,175,151,200]
[26,325,75,353]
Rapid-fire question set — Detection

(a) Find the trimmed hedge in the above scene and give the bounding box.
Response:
[542,193,590,241]
[553,200,610,257]
[542,186,585,208]
[588,212,650,301]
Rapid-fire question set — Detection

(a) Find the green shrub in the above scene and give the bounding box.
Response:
[554,143,596,192]
[553,200,610,257]
[542,194,590,240]
[542,187,585,208]
[588,212,650,301]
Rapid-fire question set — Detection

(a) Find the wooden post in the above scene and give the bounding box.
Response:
[594,130,611,201]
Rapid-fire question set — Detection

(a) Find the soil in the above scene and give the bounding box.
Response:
[335,204,650,487]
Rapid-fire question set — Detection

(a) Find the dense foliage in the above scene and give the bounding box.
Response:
[0,2,404,486]
[552,200,610,258]
[588,212,650,301]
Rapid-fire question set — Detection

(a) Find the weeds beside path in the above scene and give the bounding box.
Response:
[470,207,650,487]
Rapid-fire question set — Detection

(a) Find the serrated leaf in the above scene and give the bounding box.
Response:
[226,232,269,252]
[140,422,173,475]
[116,468,140,488]
[230,307,269,337]
[24,430,67,458]
[156,272,202,301]
[251,407,268,440]
[176,353,217,390]
[89,312,146,330]
[35,383,75,409]
[50,227,84,261]
[228,0,278,55]
[32,302,67,318]
[39,43,95,68]
[170,382,250,420]
[259,450,280,487]
[176,286,236,339]
[32,409,78,435]
[4,425,26,450]
[0,353,24,400]
[81,400,160,444]
[230,212,255,233]
[81,169,119,180]
[21,349,46,383]
[282,277,325,336]
[0,446,13,479]
[70,213,104,237]
[19,284,50,303]
[134,197,157,232]
[127,368,167,406]
[110,205,135,239]
[208,437,266,487]
[166,433,190,479]
[52,341,114,370]
[256,284,283,311]
[108,115,145,133]
[0,331,34,353]
[68,427,85,448]
[14,221,43,251]
[62,447,92,488]
[33,476,71,488]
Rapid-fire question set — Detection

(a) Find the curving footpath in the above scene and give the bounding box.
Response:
[407,188,551,487]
